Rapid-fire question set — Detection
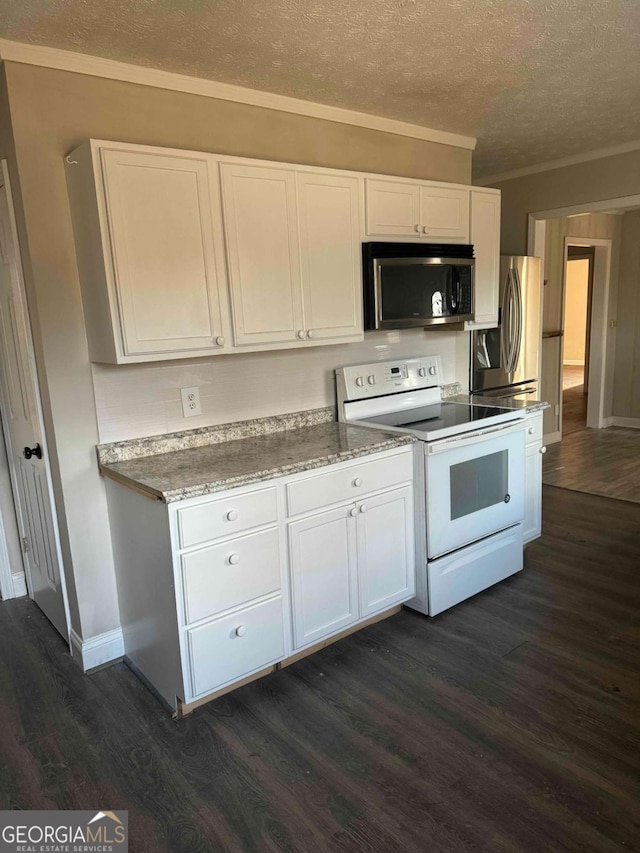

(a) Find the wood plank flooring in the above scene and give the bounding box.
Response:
[562,383,587,436]
[543,426,640,503]
[1,486,640,852]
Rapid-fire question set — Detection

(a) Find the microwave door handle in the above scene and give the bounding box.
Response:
[451,267,461,313]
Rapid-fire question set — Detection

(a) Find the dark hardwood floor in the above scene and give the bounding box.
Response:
[562,383,588,436]
[1,486,639,852]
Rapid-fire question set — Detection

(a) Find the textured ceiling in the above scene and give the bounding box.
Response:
[1,0,639,178]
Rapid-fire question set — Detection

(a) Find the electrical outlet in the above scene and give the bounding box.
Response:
[181,386,202,418]
[609,318,617,328]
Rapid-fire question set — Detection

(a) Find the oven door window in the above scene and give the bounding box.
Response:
[450,450,508,519]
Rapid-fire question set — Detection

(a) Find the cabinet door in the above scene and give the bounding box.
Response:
[467,190,500,328]
[288,505,358,648]
[365,179,421,237]
[357,486,415,618]
[101,149,224,357]
[419,186,470,241]
[220,163,304,346]
[523,440,543,544]
[297,172,363,341]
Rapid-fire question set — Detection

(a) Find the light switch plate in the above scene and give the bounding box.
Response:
[181,386,201,418]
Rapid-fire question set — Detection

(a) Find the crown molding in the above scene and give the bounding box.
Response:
[475,140,640,186]
[0,38,476,151]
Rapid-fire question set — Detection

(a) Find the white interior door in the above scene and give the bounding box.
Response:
[0,163,68,638]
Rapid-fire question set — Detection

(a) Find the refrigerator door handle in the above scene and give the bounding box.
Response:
[512,266,524,373]
[500,269,512,373]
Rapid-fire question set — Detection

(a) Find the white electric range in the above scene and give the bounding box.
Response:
[336,356,527,615]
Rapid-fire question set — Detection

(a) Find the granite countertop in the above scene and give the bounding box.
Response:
[99,418,415,503]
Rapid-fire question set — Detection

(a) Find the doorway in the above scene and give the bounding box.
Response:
[0,161,70,639]
[562,246,594,436]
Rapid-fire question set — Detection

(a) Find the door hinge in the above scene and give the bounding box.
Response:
[21,536,29,554]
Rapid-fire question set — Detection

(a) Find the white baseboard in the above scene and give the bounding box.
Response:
[611,416,640,429]
[544,430,562,445]
[601,416,614,428]
[11,571,27,597]
[70,626,125,672]
[563,360,585,367]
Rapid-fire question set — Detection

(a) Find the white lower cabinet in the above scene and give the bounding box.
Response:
[523,411,544,544]
[187,596,285,698]
[357,486,414,617]
[288,482,414,650]
[288,505,359,647]
[107,445,415,713]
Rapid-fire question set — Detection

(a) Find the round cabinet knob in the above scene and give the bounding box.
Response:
[355,376,365,387]
[418,367,427,377]
[235,625,247,638]
[307,330,315,339]
[360,504,368,514]
[528,427,534,435]
[428,365,437,376]
[297,330,307,340]
[352,477,363,487]
[349,506,359,517]
[226,510,238,521]
[423,226,430,235]
[215,336,225,347]
[367,375,376,385]
[540,446,547,454]
[228,553,240,565]
[415,224,422,233]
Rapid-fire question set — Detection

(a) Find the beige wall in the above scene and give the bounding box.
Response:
[2,61,472,641]
[613,211,640,420]
[564,259,589,364]
[489,149,640,256]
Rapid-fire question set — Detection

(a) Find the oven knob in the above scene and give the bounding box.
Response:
[428,365,437,376]
[418,367,427,377]
[367,375,376,385]
[355,376,365,387]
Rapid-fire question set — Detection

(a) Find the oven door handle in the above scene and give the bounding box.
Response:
[426,419,526,454]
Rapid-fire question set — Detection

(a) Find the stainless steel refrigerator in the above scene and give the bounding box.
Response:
[470,256,542,399]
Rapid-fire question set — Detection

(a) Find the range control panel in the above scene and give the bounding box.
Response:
[336,356,443,403]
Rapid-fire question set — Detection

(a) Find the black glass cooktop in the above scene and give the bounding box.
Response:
[363,402,514,433]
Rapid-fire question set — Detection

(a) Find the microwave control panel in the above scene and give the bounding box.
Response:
[336,356,444,403]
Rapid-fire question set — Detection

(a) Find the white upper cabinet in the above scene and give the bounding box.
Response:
[221,164,363,348]
[296,172,362,342]
[65,142,228,363]
[220,163,304,346]
[466,189,501,329]
[365,178,469,241]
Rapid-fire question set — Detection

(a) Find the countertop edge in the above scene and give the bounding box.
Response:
[100,433,416,504]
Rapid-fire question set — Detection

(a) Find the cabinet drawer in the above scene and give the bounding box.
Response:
[177,487,278,548]
[181,527,280,624]
[186,596,285,697]
[286,450,413,517]
[525,412,543,444]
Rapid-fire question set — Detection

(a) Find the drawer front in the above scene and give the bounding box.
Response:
[525,412,543,444]
[181,527,280,624]
[286,450,413,517]
[187,596,284,697]
[177,487,278,549]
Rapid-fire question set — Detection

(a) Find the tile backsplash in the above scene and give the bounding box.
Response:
[91,328,470,444]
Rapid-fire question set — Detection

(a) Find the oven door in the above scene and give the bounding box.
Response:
[425,420,526,559]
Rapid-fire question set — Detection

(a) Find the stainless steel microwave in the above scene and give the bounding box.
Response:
[363,242,475,330]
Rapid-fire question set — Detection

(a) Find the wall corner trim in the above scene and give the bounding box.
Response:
[0,38,476,151]
[70,626,125,672]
